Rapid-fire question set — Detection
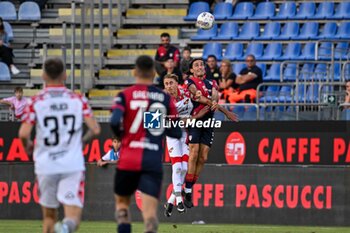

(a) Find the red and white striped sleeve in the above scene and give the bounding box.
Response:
[81,95,93,118]
[21,97,36,125]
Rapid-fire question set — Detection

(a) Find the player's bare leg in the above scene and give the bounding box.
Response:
[184,143,199,208]
[42,207,57,233]
[115,195,132,233]
[141,193,159,233]
[194,144,210,182]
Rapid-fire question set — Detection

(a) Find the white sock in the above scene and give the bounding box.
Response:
[176,196,183,205]
[172,162,183,193]
[168,193,176,204]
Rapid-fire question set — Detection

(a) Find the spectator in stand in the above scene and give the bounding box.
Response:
[155,32,180,76]
[218,59,238,103]
[97,136,121,167]
[180,46,193,83]
[205,55,221,83]
[0,18,20,75]
[0,87,27,120]
[158,58,183,89]
[228,54,263,103]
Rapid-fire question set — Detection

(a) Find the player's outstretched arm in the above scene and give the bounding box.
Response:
[83,116,101,145]
[110,108,124,137]
[18,123,34,156]
[217,105,239,122]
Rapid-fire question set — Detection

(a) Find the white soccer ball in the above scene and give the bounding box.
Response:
[196,12,215,30]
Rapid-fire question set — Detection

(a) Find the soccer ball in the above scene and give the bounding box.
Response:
[196,12,215,30]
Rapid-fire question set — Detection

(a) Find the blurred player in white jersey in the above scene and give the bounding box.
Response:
[162,74,209,216]
[18,57,101,233]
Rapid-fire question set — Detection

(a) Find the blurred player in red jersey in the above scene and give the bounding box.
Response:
[183,58,238,208]
[162,74,209,217]
[110,56,182,233]
[18,57,101,233]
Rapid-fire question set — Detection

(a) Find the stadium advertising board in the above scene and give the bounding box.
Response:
[0,122,349,165]
[0,164,349,226]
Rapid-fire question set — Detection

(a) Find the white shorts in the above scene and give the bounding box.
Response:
[37,171,85,208]
[166,131,189,164]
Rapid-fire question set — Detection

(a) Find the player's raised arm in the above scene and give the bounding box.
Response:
[110,92,126,137]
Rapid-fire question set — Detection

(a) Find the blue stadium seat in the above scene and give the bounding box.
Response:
[260,43,282,61]
[232,106,245,119]
[335,42,349,60]
[0,2,17,21]
[334,22,350,39]
[0,62,11,81]
[212,22,238,40]
[312,2,334,19]
[331,2,350,19]
[184,2,210,21]
[273,2,296,19]
[213,2,233,20]
[294,22,319,40]
[214,111,225,121]
[318,42,332,60]
[234,22,260,40]
[299,43,316,60]
[279,43,301,60]
[317,22,337,39]
[202,43,222,60]
[277,22,299,40]
[223,43,243,61]
[242,106,257,121]
[299,63,315,81]
[256,22,281,40]
[305,84,319,103]
[257,63,266,77]
[191,24,218,41]
[18,1,41,21]
[294,2,316,19]
[345,63,350,80]
[228,2,254,20]
[282,63,297,81]
[251,2,275,20]
[3,22,14,41]
[314,63,327,81]
[285,85,306,102]
[333,63,341,81]
[233,63,246,75]
[259,85,280,103]
[244,43,263,59]
[277,86,293,102]
[264,63,281,82]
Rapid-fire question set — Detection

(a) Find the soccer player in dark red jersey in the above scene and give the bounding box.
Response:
[110,55,182,233]
[183,58,238,208]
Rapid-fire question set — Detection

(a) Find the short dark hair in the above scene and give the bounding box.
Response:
[14,87,23,93]
[183,46,191,53]
[44,57,65,80]
[189,58,204,70]
[135,55,155,78]
[112,135,121,141]
[207,55,217,61]
[160,32,170,38]
[246,54,256,61]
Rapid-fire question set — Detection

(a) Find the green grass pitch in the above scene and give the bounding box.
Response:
[1,220,350,233]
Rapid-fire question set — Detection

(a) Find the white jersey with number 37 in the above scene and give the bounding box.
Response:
[22,86,93,175]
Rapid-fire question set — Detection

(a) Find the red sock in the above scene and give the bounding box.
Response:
[193,175,199,184]
[185,173,194,189]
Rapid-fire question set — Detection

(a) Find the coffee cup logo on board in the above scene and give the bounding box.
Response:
[225,132,246,165]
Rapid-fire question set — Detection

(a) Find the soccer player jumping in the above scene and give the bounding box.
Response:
[183,58,238,208]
